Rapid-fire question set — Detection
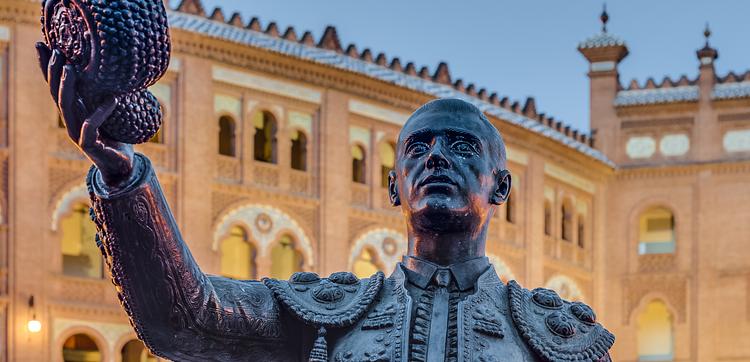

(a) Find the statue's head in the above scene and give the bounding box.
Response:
[389,98,511,240]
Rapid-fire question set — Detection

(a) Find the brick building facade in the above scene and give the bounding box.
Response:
[0,1,747,360]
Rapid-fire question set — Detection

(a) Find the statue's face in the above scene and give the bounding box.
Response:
[392,108,508,233]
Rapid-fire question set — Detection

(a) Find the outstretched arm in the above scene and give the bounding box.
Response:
[38,43,298,361]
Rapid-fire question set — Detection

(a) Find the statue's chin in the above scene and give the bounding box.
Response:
[410,197,475,232]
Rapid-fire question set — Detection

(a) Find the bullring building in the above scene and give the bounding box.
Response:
[0,0,749,360]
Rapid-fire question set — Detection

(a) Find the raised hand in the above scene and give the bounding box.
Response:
[36,42,135,187]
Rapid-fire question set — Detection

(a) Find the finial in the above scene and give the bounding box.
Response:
[600,4,609,33]
[704,22,711,46]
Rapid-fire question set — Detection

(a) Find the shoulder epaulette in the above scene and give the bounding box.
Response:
[507,281,615,362]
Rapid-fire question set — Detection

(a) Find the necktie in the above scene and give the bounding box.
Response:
[427,268,451,360]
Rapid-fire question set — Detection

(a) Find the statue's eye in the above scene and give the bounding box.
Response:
[406,143,429,156]
[451,141,477,155]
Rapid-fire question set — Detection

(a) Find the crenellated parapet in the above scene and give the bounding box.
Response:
[169,0,601,160]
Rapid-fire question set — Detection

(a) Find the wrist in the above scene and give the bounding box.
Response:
[90,154,149,198]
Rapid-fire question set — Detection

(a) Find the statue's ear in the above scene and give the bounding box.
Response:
[490,170,511,205]
[388,170,401,206]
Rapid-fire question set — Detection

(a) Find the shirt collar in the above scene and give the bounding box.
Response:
[401,256,490,291]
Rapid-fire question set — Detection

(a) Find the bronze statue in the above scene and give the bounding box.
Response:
[36,1,614,361]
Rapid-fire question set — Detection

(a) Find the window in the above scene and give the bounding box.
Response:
[291,130,307,171]
[638,207,676,254]
[505,195,515,224]
[352,248,382,278]
[637,300,674,361]
[544,200,552,236]
[60,203,102,278]
[270,235,302,280]
[561,199,574,241]
[62,334,101,362]
[577,214,585,248]
[352,145,367,184]
[121,339,158,362]
[218,116,236,156]
[379,142,395,188]
[220,226,256,280]
[254,111,277,163]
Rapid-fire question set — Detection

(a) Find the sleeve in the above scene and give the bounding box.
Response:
[87,153,298,361]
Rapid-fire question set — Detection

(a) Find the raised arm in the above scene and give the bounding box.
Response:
[37,44,299,361]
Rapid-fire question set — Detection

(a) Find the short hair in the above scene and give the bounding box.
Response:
[401,98,507,170]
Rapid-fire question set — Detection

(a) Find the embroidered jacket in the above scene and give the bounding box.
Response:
[88,154,614,361]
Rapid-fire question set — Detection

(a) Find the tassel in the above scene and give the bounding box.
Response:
[308,326,328,362]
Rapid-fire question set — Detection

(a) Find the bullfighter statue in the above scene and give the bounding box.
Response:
[37,0,614,360]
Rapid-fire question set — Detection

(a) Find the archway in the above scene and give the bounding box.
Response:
[636,299,674,361]
[349,228,407,276]
[62,333,101,362]
[213,204,314,270]
[219,226,257,280]
[121,339,158,362]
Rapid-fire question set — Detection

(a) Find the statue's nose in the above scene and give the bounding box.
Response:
[426,142,450,170]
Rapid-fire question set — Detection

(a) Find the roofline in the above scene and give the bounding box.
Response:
[167,10,615,168]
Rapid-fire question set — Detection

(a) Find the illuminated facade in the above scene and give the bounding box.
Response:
[0,1,747,361]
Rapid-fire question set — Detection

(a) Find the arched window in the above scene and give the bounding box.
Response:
[291,130,307,171]
[638,207,676,254]
[62,333,101,362]
[270,234,302,280]
[121,339,158,362]
[637,300,674,361]
[352,145,367,184]
[254,111,277,163]
[352,248,382,278]
[505,195,515,224]
[561,199,574,241]
[577,214,585,248]
[544,200,552,236]
[379,142,395,188]
[220,226,256,280]
[61,203,102,279]
[218,115,236,156]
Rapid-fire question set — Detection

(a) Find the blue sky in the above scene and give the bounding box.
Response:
[179,0,750,133]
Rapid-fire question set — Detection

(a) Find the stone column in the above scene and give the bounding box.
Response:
[175,55,216,271]
[524,155,545,287]
[317,90,350,275]
[10,23,52,361]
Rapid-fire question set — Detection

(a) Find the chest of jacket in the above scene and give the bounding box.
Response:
[327,272,537,362]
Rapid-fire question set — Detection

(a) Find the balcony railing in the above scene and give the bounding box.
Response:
[351,182,370,207]
[253,162,280,188]
[290,169,312,196]
[216,155,241,182]
[545,237,591,269]
[52,274,117,306]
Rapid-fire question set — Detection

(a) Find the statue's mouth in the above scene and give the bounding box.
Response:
[419,175,457,188]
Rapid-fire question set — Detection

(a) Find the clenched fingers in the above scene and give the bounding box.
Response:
[59,65,80,140]
[47,50,64,104]
[36,42,51,82]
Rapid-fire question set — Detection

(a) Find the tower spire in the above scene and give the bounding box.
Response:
[696,22,718,64]
[600,4,609,33]
[703,22,711,46]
